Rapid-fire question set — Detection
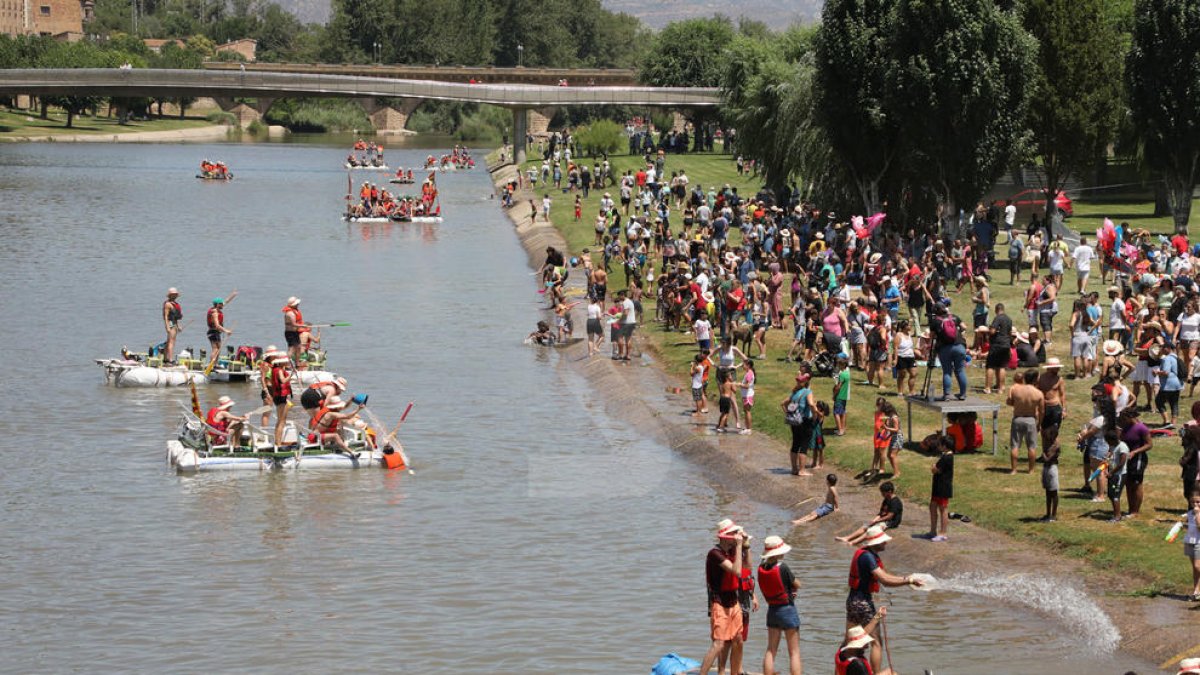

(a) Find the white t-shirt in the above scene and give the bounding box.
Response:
[1180,313,1200,341]
[622,298,637,325]
[1110,298,1126,330]
[694,319,712,341]
[1072,245,1095,272]
[1004,204,1017,227]
[695,271,710,294]
[587,302,602,320]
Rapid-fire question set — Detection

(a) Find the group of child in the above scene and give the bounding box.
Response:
[690,349,758,435]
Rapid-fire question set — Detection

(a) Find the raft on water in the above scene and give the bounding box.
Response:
[96,358,208,387]
[342,215,443,224]
[168,418,387,472]
[345,164,390,171]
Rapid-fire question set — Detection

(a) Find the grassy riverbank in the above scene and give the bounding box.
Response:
[0,108,217,138]
[517,149,1195,593]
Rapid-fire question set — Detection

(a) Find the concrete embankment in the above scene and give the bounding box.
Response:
[487,155,1198,670]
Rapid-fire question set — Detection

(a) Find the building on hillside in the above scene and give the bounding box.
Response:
[215,38,256,62]
[0,0,86,39]
[142,38,185,53]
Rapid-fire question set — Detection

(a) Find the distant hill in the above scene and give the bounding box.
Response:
[270,0,822,31]
[603,0,822,29]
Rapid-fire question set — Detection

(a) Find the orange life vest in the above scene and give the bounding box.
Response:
[311,404,339,434]
[383,448,405,470]
[282,306,308,334]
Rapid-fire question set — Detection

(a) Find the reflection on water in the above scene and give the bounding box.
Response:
[0,138,1152,674]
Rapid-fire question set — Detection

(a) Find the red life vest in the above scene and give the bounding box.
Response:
[269,364,292,398]
[739,566,754,593]
[207,307,223,330]
[283,306,308,334]
[166,301,182,322]
[834,649,873,675]
[848,548,883,594]
[757,563,790,606]
[206,407,229,442]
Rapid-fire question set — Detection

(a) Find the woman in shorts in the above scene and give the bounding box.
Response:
[891,320,918,396]
[585,299,604,357]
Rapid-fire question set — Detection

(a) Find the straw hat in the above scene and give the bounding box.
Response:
[1102,339,1124,356]
[1015,332,1030,344]
[975,326,990,333]
[974,275,988,286]
[761,535,792,559]
[216,395,235,410]
[1043,357,1063,369]
[287,296,301,307]
[843,626,875,650]
[1178,658,1200,675]
[868,252,882,264]
[815,232,824,240]
[861,525,892,548]
[1107,286,1120,295]
[334,377,348,391]
[325,395,347,410]
[167,287,179,296]
[717,520,742,540]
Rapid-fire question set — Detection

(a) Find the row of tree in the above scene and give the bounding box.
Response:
[654,1,1198,233]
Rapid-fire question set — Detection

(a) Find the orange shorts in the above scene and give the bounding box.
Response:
[709,602,744,642]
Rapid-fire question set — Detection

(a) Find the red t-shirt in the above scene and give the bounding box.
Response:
[635,170,647,187]
[1172,234,1189,256]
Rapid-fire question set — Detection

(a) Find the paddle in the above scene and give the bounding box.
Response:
[308,322,351,328]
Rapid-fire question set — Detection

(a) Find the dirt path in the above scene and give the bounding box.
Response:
[488,157,1199,671]
[1,124,231,143]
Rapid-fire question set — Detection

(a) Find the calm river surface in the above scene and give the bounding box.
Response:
[0,137,1153,673]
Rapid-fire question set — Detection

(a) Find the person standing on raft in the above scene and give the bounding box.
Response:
[699,521,747,675]
[205,293,236,370]
[266,349,293,447]
[846,526,923,673]
[162,287,182,364]
[282,296,311,365]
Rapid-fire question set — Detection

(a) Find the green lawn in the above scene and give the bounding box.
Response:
[0,107,216,137]
[521,150,1196,594]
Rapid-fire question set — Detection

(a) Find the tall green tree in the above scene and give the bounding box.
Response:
[638,17,735,87]
[1127,0,1200,233]
[886,0,1037,225]
[721,37,791,194]
[1024,0,1124,221]
[814,0,898,213]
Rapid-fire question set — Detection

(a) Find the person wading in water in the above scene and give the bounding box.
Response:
[699,521,747,675]
[845,526,923,673]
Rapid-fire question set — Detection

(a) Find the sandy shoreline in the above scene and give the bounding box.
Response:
[487,155,1198,670]
[0,124,232,143]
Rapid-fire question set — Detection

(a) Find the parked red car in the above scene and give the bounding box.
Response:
[1009,188,1073,220]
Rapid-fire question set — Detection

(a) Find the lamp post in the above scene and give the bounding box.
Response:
[517,43,523,68]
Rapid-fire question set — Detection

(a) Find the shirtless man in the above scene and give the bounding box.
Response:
[1035,358,1066,449]
[162,287,182,364]
[590,265,609,310]
[1006,370,1045,474]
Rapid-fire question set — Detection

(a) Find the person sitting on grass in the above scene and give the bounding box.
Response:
[793,474,839,525]
[837,482,903,545]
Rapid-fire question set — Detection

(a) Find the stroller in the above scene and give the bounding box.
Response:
[808,350,837,378]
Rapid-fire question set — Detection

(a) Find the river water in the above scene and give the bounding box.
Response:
[0,137,1154,673]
